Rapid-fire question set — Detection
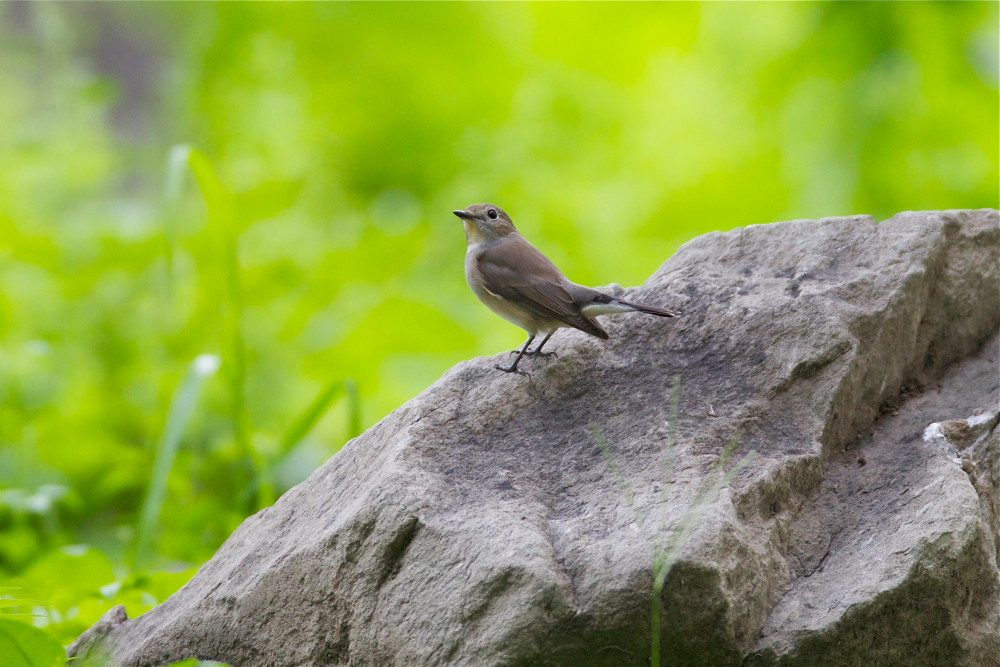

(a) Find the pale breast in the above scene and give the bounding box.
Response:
[465,245,552,335]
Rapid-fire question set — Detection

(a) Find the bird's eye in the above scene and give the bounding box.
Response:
[487,209,498,219]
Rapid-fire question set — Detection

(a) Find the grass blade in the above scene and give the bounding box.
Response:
[161,144,193,299]
[344,378,362,440]
[279,380,343,455]
[650,427,754,667]
[592,376,756,667]
[130,354,219,572]
[176,145,269,507]
[591,425,644,528]
[660,374,681,506]
[651,374,681,667]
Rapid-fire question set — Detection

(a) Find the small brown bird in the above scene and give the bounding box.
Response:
[453,204,680,374]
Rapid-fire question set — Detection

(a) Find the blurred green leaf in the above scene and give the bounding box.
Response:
[13,546,114,609]
[0,617,63,667]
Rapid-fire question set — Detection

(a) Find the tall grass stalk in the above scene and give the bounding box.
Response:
[592,376,755,667]
[344,378,362,440]
[594,430,644,528]
[130,354,219,572]
[650,374,681,666]
[660,375,682,507]
[171,144,271,507]
[650,430,753,667]
[161,144,191,301]
[279,380,344,455]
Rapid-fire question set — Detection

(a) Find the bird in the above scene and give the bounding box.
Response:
[453,204,680,374]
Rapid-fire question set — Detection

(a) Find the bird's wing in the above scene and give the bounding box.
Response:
[477,236,609,339]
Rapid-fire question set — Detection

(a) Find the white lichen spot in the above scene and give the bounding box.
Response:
[922,421,959,463]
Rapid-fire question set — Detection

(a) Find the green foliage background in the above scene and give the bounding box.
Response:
[0,1,996,656]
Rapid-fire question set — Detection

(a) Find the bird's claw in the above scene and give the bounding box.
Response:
[494,363,530,377]
[525,349,557,358]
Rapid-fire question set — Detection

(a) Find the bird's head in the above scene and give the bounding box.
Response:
[453,204,516,244]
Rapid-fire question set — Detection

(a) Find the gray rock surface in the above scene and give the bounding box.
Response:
[70,209,1000,666]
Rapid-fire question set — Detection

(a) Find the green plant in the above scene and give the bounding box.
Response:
[0,614,63,667]
[130,354,220,572]
[593,376,755,667]
[169,145,266,506]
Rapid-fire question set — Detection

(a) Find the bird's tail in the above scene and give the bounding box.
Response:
[615,296,681,318]
[580,290,682,318]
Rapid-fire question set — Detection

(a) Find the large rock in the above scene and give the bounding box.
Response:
[71,209,1000,666]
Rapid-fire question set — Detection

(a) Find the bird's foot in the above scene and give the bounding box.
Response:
[494,363,530,377]
[524,349,557,358]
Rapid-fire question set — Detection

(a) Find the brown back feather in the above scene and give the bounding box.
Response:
[476,236,609,339]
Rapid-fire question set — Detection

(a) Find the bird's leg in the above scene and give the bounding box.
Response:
[524,331,557,357]
[497,335,534,374]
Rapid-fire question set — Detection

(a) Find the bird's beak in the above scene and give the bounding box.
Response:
[453,209,474,221]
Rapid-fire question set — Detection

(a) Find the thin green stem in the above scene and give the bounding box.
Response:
[130,354,219,572]
[183,146,270,508]
[345,378,362,440]
[279,380,343,455]
[161,144,191,303]
[592,425,645,529]
[588,376,756,667]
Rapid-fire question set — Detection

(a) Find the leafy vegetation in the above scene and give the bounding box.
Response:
[594,376,754,666]
[1,2,996,661]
